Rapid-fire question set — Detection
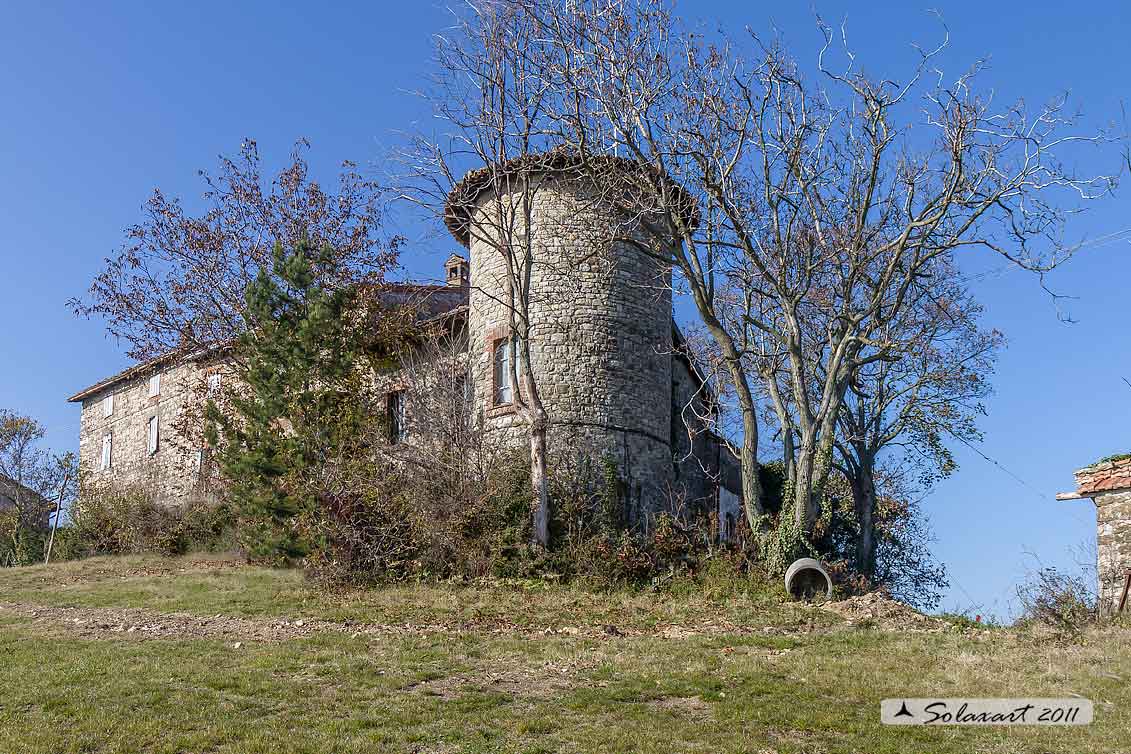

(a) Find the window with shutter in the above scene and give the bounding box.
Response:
[102,394,114,418]
[147,416,159,455]
[148,373,161,398]
[207,373,221,394]
[100,433,113,470]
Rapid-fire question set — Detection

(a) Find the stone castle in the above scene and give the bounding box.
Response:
[69,155,743,532]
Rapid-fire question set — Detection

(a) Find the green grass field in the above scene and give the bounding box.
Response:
[0,554,1127,753]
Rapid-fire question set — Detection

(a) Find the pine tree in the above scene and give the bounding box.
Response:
[207,239,371,564]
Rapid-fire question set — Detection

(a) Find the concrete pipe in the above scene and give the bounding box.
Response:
[784,557,833,601]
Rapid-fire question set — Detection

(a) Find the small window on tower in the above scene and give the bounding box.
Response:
[102,394,114,418]
[207,373,221,394]
[148,373,162,398]
[387,391,407,444]
[493,340,512,405]
[100,433,113,470]
[492,337,524,406]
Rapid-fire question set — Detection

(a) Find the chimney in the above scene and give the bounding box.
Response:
[444,253,469,288]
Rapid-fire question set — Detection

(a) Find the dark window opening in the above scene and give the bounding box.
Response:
[387,391,407,444]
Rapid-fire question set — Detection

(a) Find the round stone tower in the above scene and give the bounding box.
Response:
[445,152,681,522]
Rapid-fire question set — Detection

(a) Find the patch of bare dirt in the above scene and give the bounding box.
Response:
[1,603,694,643]
[2,601,838,643]
[0,603,331,642]
[408,666,577,700]
[47,556,244,586]
[647,695,711,717]
[820,592,945,632]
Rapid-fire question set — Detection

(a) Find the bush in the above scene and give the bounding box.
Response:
[0,509,47,567]
[302,450,540,588]
[1016,567,1096,641]
[60,480,233,559]
[300,448,730,591]
[302,465,421,588]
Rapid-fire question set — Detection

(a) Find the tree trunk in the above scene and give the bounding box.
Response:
[529,412,550,548]
[739,425,763,535]
[690,306,766,533]
[792,450,817,532]
[851,454,878,579]
[791,383,845,538]
[44,468,71,565]
[725,350,766,533]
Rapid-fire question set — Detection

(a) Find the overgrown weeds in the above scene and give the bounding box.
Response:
[59,479,233,559]
[1016,566,1097,642]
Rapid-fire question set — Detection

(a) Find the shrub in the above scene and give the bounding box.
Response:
[1016,566,1096,641]
[60,480,233,559]
[299,448,729,590]
[0,509,46,566]
[537,457,712,588]
[302,465,421,588]
[302,449,541,587]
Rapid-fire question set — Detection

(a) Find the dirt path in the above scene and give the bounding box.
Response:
[0,603,334,642]
[0,601,805,643]
[0,591,950,643]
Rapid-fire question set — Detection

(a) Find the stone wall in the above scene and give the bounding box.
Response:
[1095,488,1131,613]
[77,358,230,505]
[370,324,478,460]
[465,172,677,524]
[1068,456,1131,613]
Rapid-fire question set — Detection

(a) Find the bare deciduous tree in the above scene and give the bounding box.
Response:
[398,3,578,546]
[513,0,1120,555]
[70,139,400,363]
[0,410,76,565]
[831,259,1001,577]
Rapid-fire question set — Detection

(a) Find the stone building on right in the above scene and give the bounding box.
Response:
[1058,454,1131,613]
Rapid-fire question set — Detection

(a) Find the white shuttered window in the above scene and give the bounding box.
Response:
[100,433,113,470]
[147,416,159,455]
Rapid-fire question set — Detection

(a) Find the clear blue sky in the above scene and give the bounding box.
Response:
[1,1,1127,618]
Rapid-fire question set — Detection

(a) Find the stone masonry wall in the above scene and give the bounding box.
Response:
[77,358,230,505]
[671,355,715,510]
[1095,489,1131,613]
[466,172,676,524]
[1070,457,1131,613]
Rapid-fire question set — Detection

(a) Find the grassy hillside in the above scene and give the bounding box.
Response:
[0,555,1127,753]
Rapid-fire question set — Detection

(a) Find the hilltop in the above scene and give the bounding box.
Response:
[0,555,1127,753]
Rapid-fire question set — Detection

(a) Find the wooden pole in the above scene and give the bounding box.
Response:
[43,469,71,566]
[1118,571,1131,615]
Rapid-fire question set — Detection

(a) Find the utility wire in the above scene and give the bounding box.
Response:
[946,430,1094,528]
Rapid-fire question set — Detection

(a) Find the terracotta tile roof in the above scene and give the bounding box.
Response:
[376,284,468,320]
[66,283,468,404]
[1070,456,1131,497]
[66,344,230,404]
